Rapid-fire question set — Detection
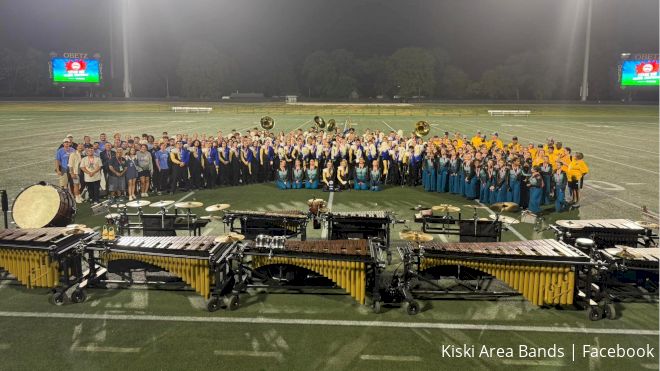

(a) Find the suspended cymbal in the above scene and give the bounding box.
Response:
[399,230,434,242]
[205,203,231,212]
[126,200,151,208]
[490,202,520,212]
[214,232,245,243]
[175,201,204,209]
[64,224,93,235]
[489,214,520,224]
[105,213,121,219]
[635,220,659,230]
[150,200,175,208]
[66,224,87,229]
[109,203,126,209]
[431,204,460,213]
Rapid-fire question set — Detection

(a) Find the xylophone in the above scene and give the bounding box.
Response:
[396,239,595,316]
[223,210,309,240]
[87,236,242,311]
[238,238,386,306]
[552,219,657,248]
[0,227,95,304]
[321,210,394,248]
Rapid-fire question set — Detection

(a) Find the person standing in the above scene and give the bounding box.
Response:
[108,148,127,201]
[80,148,102,204]
[169,141,189,194]
[551,161,568,212]
[154,142,170,195]
[136,144,153,197]
[527,166,544,214]
[68,144,84,203]
[55,138,75,191]
[567,152,589,208]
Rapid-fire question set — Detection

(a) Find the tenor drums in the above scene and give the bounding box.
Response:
[12,182,76,228]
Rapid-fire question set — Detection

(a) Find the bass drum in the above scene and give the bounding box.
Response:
[12,182,76,228]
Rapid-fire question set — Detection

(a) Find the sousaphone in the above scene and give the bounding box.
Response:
[314,116,326,129]
[414,120,430,137]
[260,116,274,130]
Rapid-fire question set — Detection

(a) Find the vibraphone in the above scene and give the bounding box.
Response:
[396,239,597,317]
[552,219,657,248]
[87,236,242,311]
[322,210,394,246]
[237,238,386,306]
[223,210,309,240]
[0,227,95,304]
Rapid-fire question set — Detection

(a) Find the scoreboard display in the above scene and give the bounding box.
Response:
[49,53,102,85]
[620,56,659,87]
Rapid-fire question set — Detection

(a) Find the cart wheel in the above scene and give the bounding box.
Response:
[70,290,87,304]
[588,306,602,321]
[207,297,221,312]
[372,301,382,314]
[405,301,420,316]
[50,291,66,306]
[603,303,616,320]
[224,295,239,311]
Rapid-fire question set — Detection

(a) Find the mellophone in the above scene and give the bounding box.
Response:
[222,209,309,240]
[396,239,596,316]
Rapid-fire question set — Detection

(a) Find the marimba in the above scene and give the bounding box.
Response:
[396,239,593,315]
[321,210,394,247]
[238,238,386,306]
[552,219,656,248]
[222,210,309,240]
[87,236,241,311]
[0,227,95,304]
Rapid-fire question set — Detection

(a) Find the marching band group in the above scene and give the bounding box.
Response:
[54,125,589,214]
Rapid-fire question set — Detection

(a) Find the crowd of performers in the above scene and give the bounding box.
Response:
[54,126,589,214]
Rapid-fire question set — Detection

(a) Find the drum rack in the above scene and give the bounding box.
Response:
[222,211,309,240]
[109,212,210,236]
[415,212,503,242]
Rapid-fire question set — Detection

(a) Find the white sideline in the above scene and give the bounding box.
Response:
[0,311,656,336]
[360,354,422,362]
[71,345,141,353]
[214,350,283,361]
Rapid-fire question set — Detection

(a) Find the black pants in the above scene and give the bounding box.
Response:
[86,181,100,203]
[159,169,170,192]
[204,165,217,189]
[171,165,189,193]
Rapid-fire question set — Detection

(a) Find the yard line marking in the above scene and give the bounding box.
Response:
[321,191,334,239]
[71,345,141,353]
[214,350,283,361]
[0,311,656,335]
[293,119,311,131]
[476,201,527,241]
[381,120,395,131]
[360,354,422,362]
[583,185,658,215]
[164,191,195,211]
[0,159,51,172]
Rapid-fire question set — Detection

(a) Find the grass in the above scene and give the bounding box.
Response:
[0,101,658,370]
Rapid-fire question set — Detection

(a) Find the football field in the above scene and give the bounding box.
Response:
[0,102,658,370]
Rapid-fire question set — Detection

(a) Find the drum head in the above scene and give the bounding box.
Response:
[12,184,62,228]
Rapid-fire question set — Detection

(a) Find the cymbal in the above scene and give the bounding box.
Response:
[489,214,520,224]
[431,204,460,213]
[214,232,245,243]
[635,220,659,230]
[175,201,204,209]
[105,213,121,219]
[109,203,126,209]
[490,202,520,212]
[399,230,434,242]
[205,203,231,212]
[150,200,175,208]
[126,200,151,208]
[64,227,94,235]
[65,224,87,229]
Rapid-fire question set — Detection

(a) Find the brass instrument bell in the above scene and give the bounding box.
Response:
[414,120,430,137]
[260,116,274,130]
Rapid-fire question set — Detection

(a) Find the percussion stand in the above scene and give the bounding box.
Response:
[184,208,193,236]
[159,206,167,229]
[472,207,478,237]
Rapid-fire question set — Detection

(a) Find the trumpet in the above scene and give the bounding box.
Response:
[314,116,326,129]
[260,116,274,130]
[414,120,430,137]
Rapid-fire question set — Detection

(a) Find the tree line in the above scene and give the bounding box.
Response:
[0,44,635,101]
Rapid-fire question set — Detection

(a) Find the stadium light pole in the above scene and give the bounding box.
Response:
[580,0,593,102]
[121,0,132,98]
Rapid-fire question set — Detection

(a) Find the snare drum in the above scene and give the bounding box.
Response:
[12,182,76,228]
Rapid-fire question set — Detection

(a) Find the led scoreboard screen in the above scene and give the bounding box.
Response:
[620,59,659,87]
[50,55,101,84]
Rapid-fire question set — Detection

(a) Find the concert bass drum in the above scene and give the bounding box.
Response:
[11,182,76,228]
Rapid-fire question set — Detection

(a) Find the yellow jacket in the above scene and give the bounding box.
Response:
[567,159,589,181]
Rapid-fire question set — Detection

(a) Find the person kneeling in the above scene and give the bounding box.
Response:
[353,157,369,190]
[322,162,336,192]
[369,160,383,192]
[305,159,319,189]
[276,161,291,189]
[336,159,350,191]
[291,160,305,189]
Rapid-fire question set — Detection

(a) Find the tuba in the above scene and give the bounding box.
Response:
[414,120,430,137]
[327,119,336,132]
[260,116,274,130]
[314,116,326,129]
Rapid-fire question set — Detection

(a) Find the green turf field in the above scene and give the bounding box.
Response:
[0,102,658,370]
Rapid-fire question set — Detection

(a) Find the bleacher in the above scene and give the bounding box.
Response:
[171,106,213,113]
[487,110,531,117]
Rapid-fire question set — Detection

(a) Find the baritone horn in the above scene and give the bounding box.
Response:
[327,119,336,132]
[414,120,430,137]
[260,116,274,130]
[314,116,326,129]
